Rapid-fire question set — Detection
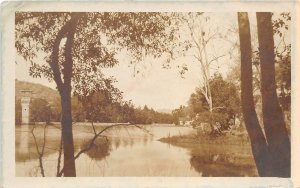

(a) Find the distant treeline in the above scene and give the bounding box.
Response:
[15,95,174,125]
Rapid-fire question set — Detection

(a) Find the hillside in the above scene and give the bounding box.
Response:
[15,79,60,103]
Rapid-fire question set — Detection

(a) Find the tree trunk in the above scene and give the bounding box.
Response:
[256,12,291,177]
[49,13,80,177]
[60,86,76,176]
[237,12,271,176]
[59,14,79,177]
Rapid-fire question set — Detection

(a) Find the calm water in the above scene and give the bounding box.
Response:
[15,124,257,177]
[16,124,200,176]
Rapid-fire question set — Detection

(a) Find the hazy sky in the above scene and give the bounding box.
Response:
[16,51,207,110]
[15,12,289,111]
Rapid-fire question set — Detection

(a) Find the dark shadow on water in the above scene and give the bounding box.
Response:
[129,137,135,148]
[81,137,111,161]
[143,135,149,146]
[113,138,121,150]
[159,135,259,177]
[189,153,257,177]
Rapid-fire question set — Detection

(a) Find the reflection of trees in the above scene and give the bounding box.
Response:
[143,135,149,146]
[129,137,135,148]
[17,123,153,176]
[31,124,47,177]
[56,123,132,176]
[122,138,129,148]
[113,138,121,150]
[81,137,111,161]
[189,153,257,177]
[15,125,59,163]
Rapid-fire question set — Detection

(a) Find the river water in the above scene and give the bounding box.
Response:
[16,124,202,177]
[16,124,257,177]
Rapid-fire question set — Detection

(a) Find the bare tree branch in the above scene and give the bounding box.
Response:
[57,123,140,177]
[208,54,226,66]
[133,124,154,136]
[56,135,63,177]
[31,124,47,177]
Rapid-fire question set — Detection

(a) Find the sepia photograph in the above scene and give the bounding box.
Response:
[1,1,299,187]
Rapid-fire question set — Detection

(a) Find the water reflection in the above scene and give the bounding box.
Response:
[129,137,134,148]
[182,143,258,177]
[81,137,111,161]
[18,124,251,176]
[189,154,257,176]
[143,134,149,146]
[113,138,121,150]
[15,125,59,162]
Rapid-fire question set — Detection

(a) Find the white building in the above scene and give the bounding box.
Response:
[21,90,32,124]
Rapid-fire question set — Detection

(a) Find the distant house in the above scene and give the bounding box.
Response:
[178,117,192,126]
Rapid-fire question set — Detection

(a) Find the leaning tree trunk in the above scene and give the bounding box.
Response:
[60,14,78,177]
[60,86,76,176]
[50,13,79,177]
[237,12,271,176]
[256,12,291,177]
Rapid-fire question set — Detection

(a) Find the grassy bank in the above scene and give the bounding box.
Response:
[159,130,251,145]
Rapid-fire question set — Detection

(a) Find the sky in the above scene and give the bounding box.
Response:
[16,49,207,111]
[15,12,289,111]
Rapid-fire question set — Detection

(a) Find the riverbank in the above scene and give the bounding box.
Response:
[159,131,258,176]
[159,130,251,145]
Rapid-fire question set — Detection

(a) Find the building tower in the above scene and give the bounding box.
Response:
[21,90,32,124]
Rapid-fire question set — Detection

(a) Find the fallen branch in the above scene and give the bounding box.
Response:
[57,123,134,177]
[133,124,154,136]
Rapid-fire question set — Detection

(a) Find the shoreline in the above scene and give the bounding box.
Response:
[158,132,258,176]
[159,131,251,146]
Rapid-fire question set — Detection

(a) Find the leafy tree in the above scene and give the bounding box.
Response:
[182,13,221,114]
[210,74,240,120]
[30,98,51,123]
[71,96,85,122]
[50,98,62,122]
[15,98,22,125]
[16,12,179,176]
[153,112,173,124]
[78,87,122,123]
[189,74,240,131]
[109,102,123,122]
[172,105,190,125]
[133,107,146,124]
[252,13,291,112]
[121,101,135,123]
[130,105,173,125]
[169,13,232,130]
[273,13,291,112]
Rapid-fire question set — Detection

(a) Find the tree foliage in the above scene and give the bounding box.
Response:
[250,12,291,111]
[273,13,291,112]
[15,98,22,125]
[30,98,51,123]
[15,12,183,177]
[15,12,182,95]
[189,74,240,130]
[171,105,191,125]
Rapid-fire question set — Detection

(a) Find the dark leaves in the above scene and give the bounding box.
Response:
[15,12,186,95]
